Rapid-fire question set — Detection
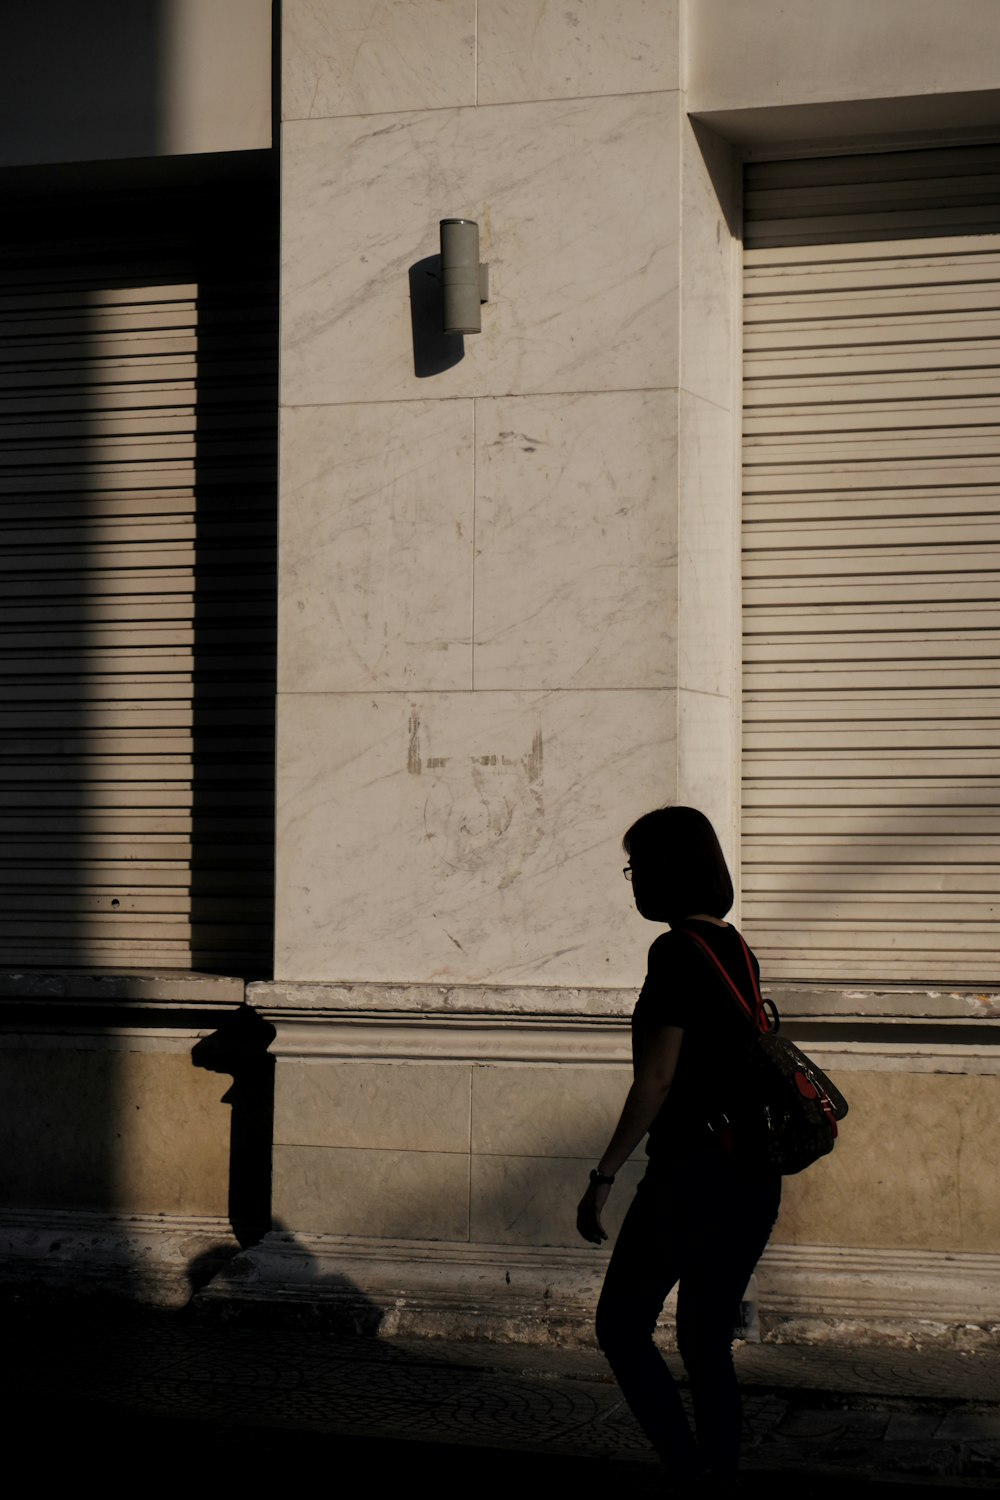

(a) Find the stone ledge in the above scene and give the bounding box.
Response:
[7,1211,997,1347]
[198,1232,1000,1348]
[0,1209,241,1308]
[250,980,635,1017]
[266,1012,631,1064]
[0,970,246,1006]
[758,1245,1000,1345]
[251,978,1000,1025]
[197,1230,610,1342]
[770,984,1000,1024]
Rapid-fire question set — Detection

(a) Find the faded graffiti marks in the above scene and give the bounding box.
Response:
[407,711,423,776]
[413,717,545,883]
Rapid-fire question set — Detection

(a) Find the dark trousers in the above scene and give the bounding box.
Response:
[595,1149,781,1483]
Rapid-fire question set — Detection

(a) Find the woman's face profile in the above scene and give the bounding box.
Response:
[628,854,674,924]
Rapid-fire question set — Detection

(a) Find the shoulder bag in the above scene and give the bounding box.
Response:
[681,927,849,1176]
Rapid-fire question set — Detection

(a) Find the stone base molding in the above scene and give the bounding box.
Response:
[757,1245,1000,1347]
[197,1232,1000,1348]
[0,1210,241,1307]
[196,1230,610,1342]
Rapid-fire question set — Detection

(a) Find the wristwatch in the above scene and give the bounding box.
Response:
[589,1169,615,1186]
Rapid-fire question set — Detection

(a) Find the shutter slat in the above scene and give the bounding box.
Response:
[744,345,1000,377]
[744,695,1000,719]
[742,147,1000,984]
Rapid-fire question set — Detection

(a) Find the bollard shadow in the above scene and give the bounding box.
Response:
[187,1219,386,1336]
[409,255,464,377]
[192,1005,276,1255]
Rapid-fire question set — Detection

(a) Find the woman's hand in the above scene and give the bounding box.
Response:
[576,1178,611,1244]
[575,1024,684,1246]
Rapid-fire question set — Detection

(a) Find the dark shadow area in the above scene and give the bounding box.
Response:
[786,1019,1000,1050]
[0,180,102,971]
[0,3,165,165]
[689,116,742,239]
[0,149,278,977]
[0,1287,640,1493]
[3,1269,988,1496]
[188,160,279,979]
[192,1005,276,1251]
[409,256,465,377]
[745,138,1000,247]
[0,5,279,1320]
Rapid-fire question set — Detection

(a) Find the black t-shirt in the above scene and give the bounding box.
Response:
[631,920,761,1157]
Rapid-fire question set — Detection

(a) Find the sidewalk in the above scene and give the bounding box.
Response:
[4,1300,999,1493]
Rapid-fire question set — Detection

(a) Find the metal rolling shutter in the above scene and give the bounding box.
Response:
[0,180,277,973]
[742,145,1000,985]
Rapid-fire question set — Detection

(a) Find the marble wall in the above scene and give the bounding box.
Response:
[272,1051,642,1243]
[276,690,674,985]
[237,3,1000,1341]
[276,0,740,987]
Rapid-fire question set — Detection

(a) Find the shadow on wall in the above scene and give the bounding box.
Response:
[188,1219,387,1335]
[0,157,278,1243]
[0,0,168,1218]
[409,256,465,378]
[192,1005,276,1254]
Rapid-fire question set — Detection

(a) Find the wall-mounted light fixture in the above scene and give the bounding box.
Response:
[440,218,489,335]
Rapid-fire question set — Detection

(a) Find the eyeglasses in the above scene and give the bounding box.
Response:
[623,865,633,881]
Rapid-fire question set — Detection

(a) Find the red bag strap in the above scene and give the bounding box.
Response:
[680,927,772,1034]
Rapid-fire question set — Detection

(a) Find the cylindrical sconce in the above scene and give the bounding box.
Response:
[440,218,488,335]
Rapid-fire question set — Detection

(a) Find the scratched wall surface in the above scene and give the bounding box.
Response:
[275,691,674,984]
[274,2,691,987]
[255,3,998,1320]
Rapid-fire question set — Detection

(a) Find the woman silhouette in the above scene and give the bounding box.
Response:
[577,805,781,1493]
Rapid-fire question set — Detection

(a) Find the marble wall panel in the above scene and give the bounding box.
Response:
[775,1072,1000,1254]
[279,401,474,692]
[275,688,674,986]
[473,391,678,690]
[471,1152,645,1246]
[281,93,678,406]
[478,0,678,105]
[283,0,476,120]
[272,1144,470,1239]
[274,1058,472,1151]
[676,687,739,912]
[677,391,738,700]
[471,1063,632,1157]
[673,123,741,870]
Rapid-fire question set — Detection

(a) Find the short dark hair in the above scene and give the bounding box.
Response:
[622,805,734,920]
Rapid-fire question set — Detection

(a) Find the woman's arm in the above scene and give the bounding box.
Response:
[576,1023,684,1244]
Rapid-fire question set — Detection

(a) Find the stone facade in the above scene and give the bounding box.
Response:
[2,1,999,1343]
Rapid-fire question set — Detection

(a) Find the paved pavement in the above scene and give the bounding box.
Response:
[4,1299,999,1493]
